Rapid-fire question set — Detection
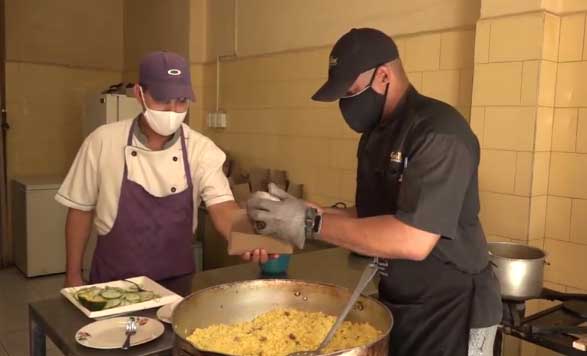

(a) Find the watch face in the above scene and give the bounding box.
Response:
[304,209,318,238]
[313,215,322,233]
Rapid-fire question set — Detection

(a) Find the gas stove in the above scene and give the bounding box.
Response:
[496,288,587,355]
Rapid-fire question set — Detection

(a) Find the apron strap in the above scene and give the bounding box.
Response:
[122,118,139,181]
[178,126,193,189]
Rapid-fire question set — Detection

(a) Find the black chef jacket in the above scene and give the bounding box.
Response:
[355,86,502,329]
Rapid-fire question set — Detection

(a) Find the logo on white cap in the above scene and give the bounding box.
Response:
[168,69,182,76]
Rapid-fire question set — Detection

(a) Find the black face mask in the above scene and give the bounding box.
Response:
[339,69,388,133]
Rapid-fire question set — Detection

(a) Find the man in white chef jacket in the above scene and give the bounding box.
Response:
[57,51,271,287]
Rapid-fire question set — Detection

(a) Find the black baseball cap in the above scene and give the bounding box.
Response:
[312,28,399,102]
[139,51,195,101]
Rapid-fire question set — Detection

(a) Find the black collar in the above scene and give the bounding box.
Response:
[377,85,416,129]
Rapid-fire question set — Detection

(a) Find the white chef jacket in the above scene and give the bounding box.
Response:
[56,118,234,235]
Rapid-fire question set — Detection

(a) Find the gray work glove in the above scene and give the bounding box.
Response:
[246,183,308,249]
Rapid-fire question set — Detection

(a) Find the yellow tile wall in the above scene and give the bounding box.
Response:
[549,153,587,199]
[570,199,587,244]
[403,34,441,72]
[535,107,554,152]
[558,13,585,62]
[188,63,207,131]
[472,5,587,343]
[543,11,587,294]
[229,0,480,59]
[488,13,544,62]
[123,0,190,72]
[556,61,587,107]
[578,109,587,153]
[544,239,587,288]
[481,0,542,19]
[551,108,578,152]
[4,0,125,180]
[473,62,524,106]
[532,153,550,196]
[470,9,587,326]
[478,150,516,193]
[5,0,124,70]
[483,107,536,151]
[545,196,572,240]
[5,63,121,179]
[205,29,475,203]
[529,196,547,240]
[473,12,557,250]
[479,192,530,240]
[396,30,475,119]
[515,152,534,196]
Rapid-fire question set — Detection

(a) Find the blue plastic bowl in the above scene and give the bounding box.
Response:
[261,255,291,275]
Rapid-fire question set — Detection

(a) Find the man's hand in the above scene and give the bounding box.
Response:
[64,273,85,288]
[246,183,308,249]
[240,249,280,264]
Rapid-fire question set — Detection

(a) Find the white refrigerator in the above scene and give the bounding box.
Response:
[83,94,142,138]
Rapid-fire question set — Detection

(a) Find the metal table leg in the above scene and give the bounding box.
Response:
[29,307,46,356]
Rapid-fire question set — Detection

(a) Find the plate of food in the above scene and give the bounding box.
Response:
[61,276,182,319]
[75,316,164,349]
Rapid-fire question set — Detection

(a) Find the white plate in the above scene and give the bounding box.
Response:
[61,276,182,319]
[156,299,182,324]
[75,316,164,349]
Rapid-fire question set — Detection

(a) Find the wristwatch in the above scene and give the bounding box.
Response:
[304,208,323,239]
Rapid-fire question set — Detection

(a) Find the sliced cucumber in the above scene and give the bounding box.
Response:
[119,299,131,307]
[138,291,155,302]
[124,293,141,303]
[74,287,94,295]
[78,293,108,311]
[104,299,122,309]
[70,284,157,311]
[123,279,145,292]
[106,287,125,294]
[74,287,98,300]
[100,288,123,300]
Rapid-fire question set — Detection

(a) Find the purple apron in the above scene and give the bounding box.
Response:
[90,120,195,283]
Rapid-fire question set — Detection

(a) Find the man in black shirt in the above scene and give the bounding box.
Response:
[247,28,502,356]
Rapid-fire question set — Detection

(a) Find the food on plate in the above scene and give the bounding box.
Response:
[187,308,381,356]
[72,284,159,311]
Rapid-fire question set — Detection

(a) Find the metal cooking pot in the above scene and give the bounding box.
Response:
[488,242,547,300]
[172,279,393,356]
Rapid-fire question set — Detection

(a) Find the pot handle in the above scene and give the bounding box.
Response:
[544,260,551,266]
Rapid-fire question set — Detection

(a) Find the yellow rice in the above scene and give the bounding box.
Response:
[187,308,381,356]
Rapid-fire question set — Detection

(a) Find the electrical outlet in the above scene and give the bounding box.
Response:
[207,112,216,128]
[207,111,227,128]
[217,112,227,128]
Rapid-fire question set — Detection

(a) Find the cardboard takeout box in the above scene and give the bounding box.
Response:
[228,211,293,255]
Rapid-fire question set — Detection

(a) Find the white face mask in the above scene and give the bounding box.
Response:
[139,87,187,136]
